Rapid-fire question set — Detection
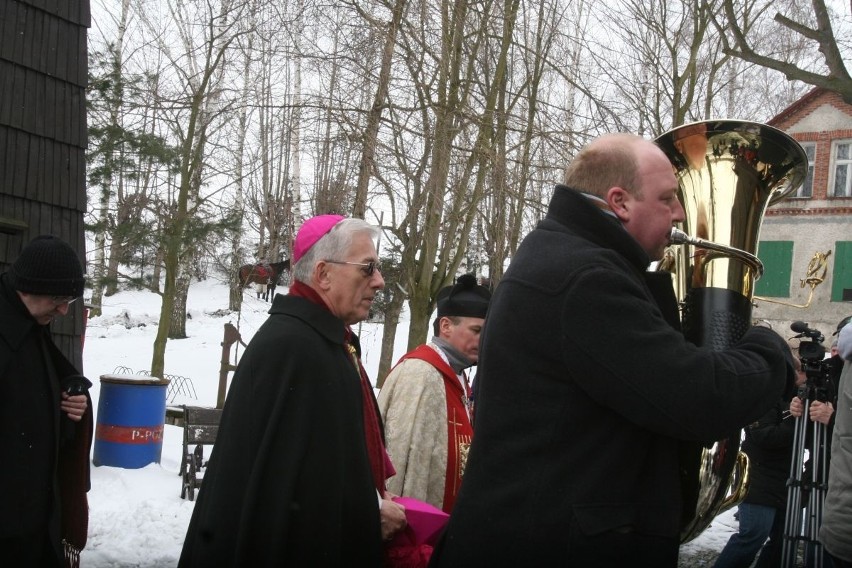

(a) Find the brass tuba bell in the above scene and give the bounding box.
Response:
[654,120,808,543]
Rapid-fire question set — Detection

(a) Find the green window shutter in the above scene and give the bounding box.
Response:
[832,241,852,302]
[756,241,793,297]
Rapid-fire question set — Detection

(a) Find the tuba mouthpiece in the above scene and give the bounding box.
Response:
[668,228,690,246]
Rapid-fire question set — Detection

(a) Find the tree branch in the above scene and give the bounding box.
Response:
[721,0,852,104]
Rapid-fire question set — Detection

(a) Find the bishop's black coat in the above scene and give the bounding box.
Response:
[178,295,383,567]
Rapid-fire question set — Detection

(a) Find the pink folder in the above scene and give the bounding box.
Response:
[391,497,450,546]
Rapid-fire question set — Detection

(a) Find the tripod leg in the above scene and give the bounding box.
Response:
[807,422,827,568]
[782,409,810,568]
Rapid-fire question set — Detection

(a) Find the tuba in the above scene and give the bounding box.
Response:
[654,120,807,543]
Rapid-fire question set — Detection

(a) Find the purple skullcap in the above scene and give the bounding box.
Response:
[292,215,345,263]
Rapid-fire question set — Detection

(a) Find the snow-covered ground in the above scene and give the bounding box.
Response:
[79,278,733,566]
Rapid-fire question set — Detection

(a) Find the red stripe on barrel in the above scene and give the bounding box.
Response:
[96,424,164,444]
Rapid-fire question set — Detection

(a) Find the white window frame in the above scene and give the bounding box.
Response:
[795,141,816,198]
[829,139,852,197]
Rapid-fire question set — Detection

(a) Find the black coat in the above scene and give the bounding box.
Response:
[0,273,93,565]
[742,377,836,511]
[178,294,383,567]
[741,398,796,509]
[429,185,794,568]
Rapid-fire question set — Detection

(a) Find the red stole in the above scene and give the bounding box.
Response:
[289,281,389,494]
[399,344,474,513]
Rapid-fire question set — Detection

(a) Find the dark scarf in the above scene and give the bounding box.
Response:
[288,280,389,493]
[432,337,474,373]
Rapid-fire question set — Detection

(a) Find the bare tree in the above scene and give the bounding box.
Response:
[392,0,487,349]
[224,0,262,311]
[307,15,358,216]
[88,0,181,310]
[287,0,305,251]
[241,9,299,272]
[483,0,582,290]
[87,0,131,317]
[135,0,249,377]
[363,0,527,350]
[592,0,733,132]
[718,0,852,103]
[351,0,408,218]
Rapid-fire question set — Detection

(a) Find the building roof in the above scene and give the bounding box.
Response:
[768,86,852,128]
[767,86,826,127]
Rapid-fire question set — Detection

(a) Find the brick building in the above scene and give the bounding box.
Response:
[754,87,852,339]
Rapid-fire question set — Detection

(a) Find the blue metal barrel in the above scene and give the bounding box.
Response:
[93,374,170,468]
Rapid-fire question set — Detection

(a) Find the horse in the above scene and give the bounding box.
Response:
[238,260,290,302]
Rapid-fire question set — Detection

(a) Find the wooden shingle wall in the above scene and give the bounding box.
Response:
[0,0,90,369]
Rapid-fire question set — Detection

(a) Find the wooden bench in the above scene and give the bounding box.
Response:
[180,405,223,501]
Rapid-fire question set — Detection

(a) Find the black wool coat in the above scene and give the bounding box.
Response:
[429,185,794,568]
[741,397,796,509]
[0,273,93,564]
[178,294,383,567]
[746,363,839,510]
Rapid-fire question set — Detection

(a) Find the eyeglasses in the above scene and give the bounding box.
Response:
[325,260,382,277]
[50,295,80,306]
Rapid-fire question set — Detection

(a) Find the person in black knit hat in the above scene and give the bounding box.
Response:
[0,235,93,568]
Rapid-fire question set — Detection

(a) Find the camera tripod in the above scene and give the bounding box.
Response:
[781,382,830,568]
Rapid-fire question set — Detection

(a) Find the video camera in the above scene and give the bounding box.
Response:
[790,321,839,400]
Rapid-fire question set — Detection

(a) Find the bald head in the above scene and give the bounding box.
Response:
[562,132,684,261]
[563,133,649,199]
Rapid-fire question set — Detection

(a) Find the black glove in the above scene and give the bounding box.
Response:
[60,375,92,443]
[61,375,92,395]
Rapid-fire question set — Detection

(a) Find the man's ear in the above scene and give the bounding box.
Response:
[313,261,332,290]
[438,316,452,337]
[606,187,631,222]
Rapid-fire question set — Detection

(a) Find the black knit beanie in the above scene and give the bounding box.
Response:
[8,235,85,296]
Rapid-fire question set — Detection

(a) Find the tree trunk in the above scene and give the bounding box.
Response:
[353,0,407,218]
[376,288,405,388]
[104,237,124,296]
[170,258,192,339]
[290,0,304,225]
[151,233,180,378]
[227,0,257,312]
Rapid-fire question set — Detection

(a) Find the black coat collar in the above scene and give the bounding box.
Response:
[269,293,361,354]
[544,184,651,274]
[0,273,39,353]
